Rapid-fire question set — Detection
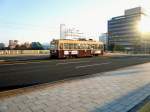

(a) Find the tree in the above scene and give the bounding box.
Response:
[0,43,5,50]
[31,42,44,50]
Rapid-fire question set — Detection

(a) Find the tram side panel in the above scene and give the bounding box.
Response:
[50,49,103,59]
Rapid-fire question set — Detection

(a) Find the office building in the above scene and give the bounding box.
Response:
[108,7,150,52]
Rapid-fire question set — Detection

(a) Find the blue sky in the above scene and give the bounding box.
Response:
[0,0,150,44]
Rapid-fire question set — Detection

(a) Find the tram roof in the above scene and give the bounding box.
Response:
[52,39,103,44]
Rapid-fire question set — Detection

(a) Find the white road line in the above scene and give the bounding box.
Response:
[56,61,90,65]
[27,62,45,64]
[75,62,111,69]
[58,59,86,62]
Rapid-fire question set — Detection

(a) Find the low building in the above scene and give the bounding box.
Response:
[8,40,19,49]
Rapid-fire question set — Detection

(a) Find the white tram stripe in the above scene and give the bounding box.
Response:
[75,62,111,69]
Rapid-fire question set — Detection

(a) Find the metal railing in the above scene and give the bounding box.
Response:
[0,50,49,55]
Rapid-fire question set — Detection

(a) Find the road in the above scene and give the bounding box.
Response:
[0,55,150,90]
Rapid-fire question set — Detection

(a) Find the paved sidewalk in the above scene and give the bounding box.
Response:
[0,63,150,112]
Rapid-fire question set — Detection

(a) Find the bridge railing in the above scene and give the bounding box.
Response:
[0,50,49,55]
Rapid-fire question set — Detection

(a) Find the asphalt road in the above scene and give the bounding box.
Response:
[0,55,150,91]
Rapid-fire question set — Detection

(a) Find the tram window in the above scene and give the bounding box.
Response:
[95,45,97,49]
[83,44,87,49]
[96,45,99,49]
[74,44,78,49]
[98,45,101,49]
[85,44,88,49]
[50,43,57,50]
[101,45,103,49]
[94,44,97,49]
[64,43,69,49]
[97,45,100,49]
[80,44,83,49]
[59,44,63,49]
[69,44,74,49]
[80,44,84,49]
[99,45,102,49]
[78,44,81,49]
[92,44,95,49]
[87,44,91,49]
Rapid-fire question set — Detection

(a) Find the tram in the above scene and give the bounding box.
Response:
[50,39,104,58]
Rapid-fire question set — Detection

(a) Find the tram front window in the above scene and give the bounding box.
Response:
[50,43,57,50]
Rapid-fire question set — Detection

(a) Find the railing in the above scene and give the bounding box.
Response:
[0,50,49,55]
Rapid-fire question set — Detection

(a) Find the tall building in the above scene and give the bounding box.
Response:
[108,7,150,52]
[60,24,66,39]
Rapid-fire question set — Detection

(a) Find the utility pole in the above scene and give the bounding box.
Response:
[60,24,66,39]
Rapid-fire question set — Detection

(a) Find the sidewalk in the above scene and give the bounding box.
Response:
[105,52,150,57]
[0,63,150,112]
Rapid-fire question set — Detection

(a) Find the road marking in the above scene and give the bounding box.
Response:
[27,61,45,64]
[56,61,90,65]
[75,62,111,69]
[58,59,86,62]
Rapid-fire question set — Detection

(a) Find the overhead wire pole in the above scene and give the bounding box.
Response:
[60,24,66,39]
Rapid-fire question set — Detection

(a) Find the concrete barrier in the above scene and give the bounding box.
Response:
[0,50,49,55]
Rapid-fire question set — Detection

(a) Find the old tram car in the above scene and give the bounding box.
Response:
[50,39,104,58]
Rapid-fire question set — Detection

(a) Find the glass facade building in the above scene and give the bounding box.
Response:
[108,7,150,52]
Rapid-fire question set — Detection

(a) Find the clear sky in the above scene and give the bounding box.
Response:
[0,0,150,44]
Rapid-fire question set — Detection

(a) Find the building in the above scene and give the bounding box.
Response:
[60,24,66,39]
[24,42,31,49]
[9,40,19,49]
[108,7,150,52]
[60,24,83,40]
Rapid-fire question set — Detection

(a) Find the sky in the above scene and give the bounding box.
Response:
[0,0,150,45]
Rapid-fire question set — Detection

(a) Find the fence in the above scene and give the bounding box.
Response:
[0,50,49,55]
